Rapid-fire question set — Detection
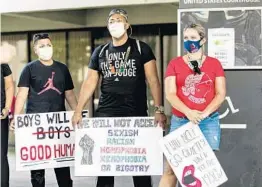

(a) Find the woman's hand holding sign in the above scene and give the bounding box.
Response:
[1,108,9,119]
[10,120,15,131]
[72,111,83,129]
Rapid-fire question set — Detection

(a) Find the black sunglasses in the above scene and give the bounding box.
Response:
[190,61,201,75]
[185,23,197,29]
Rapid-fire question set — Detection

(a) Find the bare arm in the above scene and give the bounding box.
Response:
[4,74,15,110]
[144,60,162,106]
[75,68,99,113]
[14,87,29,115]
[165,76,190,114]
[65,89,78,110]
[203,77,226,117]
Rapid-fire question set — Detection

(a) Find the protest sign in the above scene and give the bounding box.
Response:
[159,122,228,187]
[15,110,88,171]
[74,117,163,176]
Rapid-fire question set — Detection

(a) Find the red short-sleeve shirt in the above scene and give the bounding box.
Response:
[165,56,225,117]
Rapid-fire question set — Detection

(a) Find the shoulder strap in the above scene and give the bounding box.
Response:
[99,43,110,57]
[99,39,141,57]
[136,39,141,55]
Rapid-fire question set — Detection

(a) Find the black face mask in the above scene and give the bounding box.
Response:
[190,60,201,75]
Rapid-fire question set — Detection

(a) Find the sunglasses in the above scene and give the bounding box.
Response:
[114,9,127,15]
[108,9,128,20]
[185,23,198,29]
[33,33,50,44]
[190,60,201,75]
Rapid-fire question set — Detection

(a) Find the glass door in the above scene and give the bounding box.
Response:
[163,35,178,127]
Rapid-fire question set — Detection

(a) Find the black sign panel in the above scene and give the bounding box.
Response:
[217,70,262,187]
[176,70,262,187]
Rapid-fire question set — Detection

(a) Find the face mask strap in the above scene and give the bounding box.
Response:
[199,36,205,47]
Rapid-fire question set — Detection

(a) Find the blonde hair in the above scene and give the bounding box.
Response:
[184,23,206,39]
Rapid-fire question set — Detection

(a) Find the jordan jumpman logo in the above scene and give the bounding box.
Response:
[38,72,62,95]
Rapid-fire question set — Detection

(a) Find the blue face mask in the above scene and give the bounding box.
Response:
[184,40,202,53]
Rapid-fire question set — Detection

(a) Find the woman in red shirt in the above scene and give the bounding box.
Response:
[159,23,226,187]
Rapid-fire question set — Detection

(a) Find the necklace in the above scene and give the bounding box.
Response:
[106,46,131,74]
[120,46,131,73]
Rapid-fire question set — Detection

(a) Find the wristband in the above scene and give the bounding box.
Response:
[154,106,164,114]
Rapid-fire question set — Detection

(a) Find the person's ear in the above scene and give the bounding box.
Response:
[34,46,38,55]
[200,37,206,46]
[107,22,111,31]
[125,22,130,30]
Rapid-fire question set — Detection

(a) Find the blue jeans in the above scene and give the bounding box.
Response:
[169,112,221,150]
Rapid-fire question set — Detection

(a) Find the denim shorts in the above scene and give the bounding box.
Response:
[169,112,221,151]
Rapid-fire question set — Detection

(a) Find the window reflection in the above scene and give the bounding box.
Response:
[133,35,161,116]
[1,34,28,89]
[68,31,92,114]
[163,35,177,125]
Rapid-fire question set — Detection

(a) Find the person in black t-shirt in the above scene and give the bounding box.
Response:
[72,8,167,187]
[10,33,77,187]
[1,62,15,187]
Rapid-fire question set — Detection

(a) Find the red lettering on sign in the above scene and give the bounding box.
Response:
[54,144,75,158]
[20,147,28,161]
[20,145,52,161]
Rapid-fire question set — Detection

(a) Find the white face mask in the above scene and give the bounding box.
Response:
[38,46,53,61]
[108,22,126,39]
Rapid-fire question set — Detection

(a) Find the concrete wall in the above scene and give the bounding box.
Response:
[85,4,178,27]
[0,0,178,13]
[1,14,84,32]
[2,4,178,32]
